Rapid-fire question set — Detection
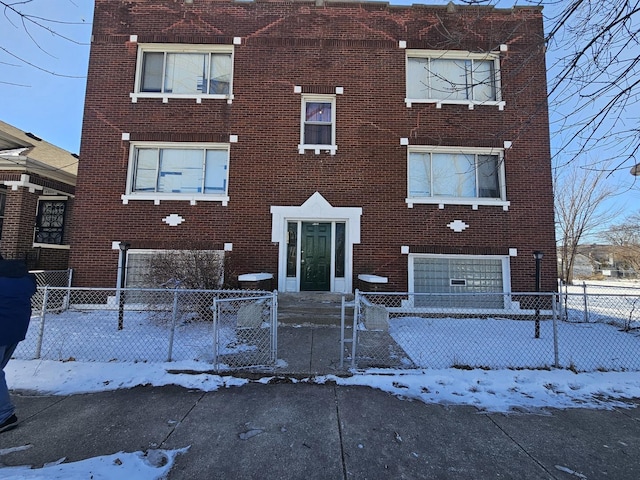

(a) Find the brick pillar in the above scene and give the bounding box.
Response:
[1,187,37,258]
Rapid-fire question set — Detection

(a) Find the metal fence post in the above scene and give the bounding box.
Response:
[340,295,346,368]
[562,281,569,321]
[351,289,359,369]
[34,286,50,359]
[272,290,278,364]
[167,288,179,362]
[552,293,559,368]
[557,278,566,321]
[212,297,219,372]
[582,281,589,323]
[63,268,73,311]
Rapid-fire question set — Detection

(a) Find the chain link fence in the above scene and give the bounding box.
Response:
[16,286,277,372]
[30,269,73,312]
[559,281,640,327]
[14,280,640,374]
[562,281,640,296]
[344,290,640,372]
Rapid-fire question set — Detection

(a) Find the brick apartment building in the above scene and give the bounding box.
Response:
[72,0,557,301]
[1,120,76,270]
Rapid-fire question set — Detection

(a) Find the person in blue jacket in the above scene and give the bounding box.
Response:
[0,257,37,433]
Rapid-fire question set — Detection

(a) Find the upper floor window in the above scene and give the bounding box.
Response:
[131,44,233,103]
[299,95,337,154]
[34,197,68,247]
[406,50,503,109]
[407,146,509,209]
[122,143,230,205]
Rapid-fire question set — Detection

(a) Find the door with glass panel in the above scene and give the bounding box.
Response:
[300,222,331,291]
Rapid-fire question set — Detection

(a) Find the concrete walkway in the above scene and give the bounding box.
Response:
[274,292,353,376]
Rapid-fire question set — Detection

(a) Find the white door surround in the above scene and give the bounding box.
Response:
[271,192,362,292]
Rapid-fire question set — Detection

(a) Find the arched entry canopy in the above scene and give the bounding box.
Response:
[271,192,362,293]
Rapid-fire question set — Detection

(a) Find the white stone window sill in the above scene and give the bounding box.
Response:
[298,144,337,155]
[406,198,510,211]
[405,98,505,110]
[130,93,234,104]
[122,193,230,206]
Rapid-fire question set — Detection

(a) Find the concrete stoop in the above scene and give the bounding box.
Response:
[277,292,354,326]
[274,292,356,375]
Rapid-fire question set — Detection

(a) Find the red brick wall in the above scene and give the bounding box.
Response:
[72,0,556,291]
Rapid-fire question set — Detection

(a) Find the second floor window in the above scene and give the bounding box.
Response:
[408,148,504,201]
[124,143,230,203]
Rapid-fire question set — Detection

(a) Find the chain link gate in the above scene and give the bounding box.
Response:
[212,293,278,371]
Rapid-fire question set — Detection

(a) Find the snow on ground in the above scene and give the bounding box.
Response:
[7,358,640,414]
[0,447,189,480]
[388,316,640,371]
[4,278,639,478]
[15,309,258,363]
[5,352,640,479]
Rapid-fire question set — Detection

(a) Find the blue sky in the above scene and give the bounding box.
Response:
[1,0,93,153]
[1,0,638,228]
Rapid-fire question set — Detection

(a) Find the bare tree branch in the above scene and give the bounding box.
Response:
[0,0,90,85]
[545,0,640,173]
[555,161,622,283]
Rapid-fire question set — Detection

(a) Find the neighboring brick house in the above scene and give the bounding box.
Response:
[72,0,557,302]
[0,120,76,270]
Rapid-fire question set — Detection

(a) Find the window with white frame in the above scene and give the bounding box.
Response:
[124,143,229,203]
[407,146,508,207]
[299,95,337,154]
[131,44,233,102]
[410,254,509,309]
[406,50,502,107]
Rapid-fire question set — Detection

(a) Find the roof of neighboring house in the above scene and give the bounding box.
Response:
[0,120,78,185]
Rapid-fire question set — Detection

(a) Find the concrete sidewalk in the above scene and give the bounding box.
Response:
[2,382,640,479]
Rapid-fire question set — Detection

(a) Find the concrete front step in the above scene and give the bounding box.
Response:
[277,292,354,326]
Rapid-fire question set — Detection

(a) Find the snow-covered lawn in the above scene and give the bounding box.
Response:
[16,309,264,363]
[388,316,640,371]
[561,281,640,327]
